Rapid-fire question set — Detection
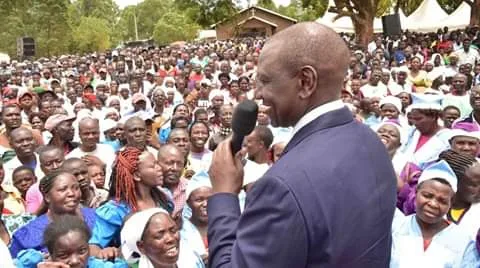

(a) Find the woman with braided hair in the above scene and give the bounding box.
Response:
[9,171,96,258]
[89,146,171,260]
[441,150,480,238]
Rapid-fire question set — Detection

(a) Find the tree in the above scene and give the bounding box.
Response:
[303,0,391,47]
[153,11,200,45]
[458,0,480,25]
[73,17,111,53]
[257,0,277,10]
[175,0,240,27]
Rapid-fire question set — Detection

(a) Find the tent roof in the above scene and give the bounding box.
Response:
[440,2,470,30]
[405,0,449,32]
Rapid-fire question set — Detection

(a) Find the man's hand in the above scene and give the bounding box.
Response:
[208,138,245,194]
[81,155,105,168]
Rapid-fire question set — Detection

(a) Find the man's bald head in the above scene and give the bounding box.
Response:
[262,22,350,98]
[157,144,182,160]
[256,23,350,127]
[78,117,99,130]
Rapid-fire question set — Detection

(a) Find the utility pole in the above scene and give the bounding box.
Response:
[134,0,139,40]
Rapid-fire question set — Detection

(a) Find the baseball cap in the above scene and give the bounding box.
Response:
[44,113,76,132]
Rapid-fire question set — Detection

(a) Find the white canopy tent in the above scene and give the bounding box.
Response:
[404,0,449,31]
[316,0,472,34]
[440,1,471,30]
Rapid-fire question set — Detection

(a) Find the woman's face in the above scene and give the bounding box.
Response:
[108,99,121,112]
[174,105,189,117]
[415,180,454,224]
[380,104,399,120]
[51,230,89,268]
[106,112,119,122]
[30,116,44,130]
[397,92,411,108]
[190,123,209,150]
[411,58,421,70]
[136,152,164,187]
[450,136,479,157]
[376,124,401,152]
[188,187,213,224]
[220,106,233,128]
[212,96,224,109]
[46,173,82,214]
[410,109,437,134]
[138,213,180,266]
[230,82,240,96]
[434,55,441,66]
[239,79,249,91]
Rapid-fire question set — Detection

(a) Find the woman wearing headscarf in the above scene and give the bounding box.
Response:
[89,147,172,259]
[379,95,408,128]
[9,171,96,258]
[121,208,205,268]
[106,95,122,113]
[427,53,446,82]
[180,171,212,263]
[390,160,472,267]
[376,120,407,177]
[400,93,451,167]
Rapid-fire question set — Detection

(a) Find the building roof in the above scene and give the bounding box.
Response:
[211,5,297,28]
[237,16,279,27]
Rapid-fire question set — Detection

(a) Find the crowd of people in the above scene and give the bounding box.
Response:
[0,23,478,267]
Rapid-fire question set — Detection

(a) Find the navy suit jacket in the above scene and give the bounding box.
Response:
[207,107,397,267]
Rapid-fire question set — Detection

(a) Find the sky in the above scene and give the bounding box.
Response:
[113,0,292,9]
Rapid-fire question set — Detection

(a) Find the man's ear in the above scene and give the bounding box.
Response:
[297,65,318,100]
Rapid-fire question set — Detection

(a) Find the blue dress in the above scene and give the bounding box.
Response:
[15,248,128,268]
[89,199,174,248]
[9,208,96,258]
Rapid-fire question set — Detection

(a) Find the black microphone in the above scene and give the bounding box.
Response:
[231,100,259,155]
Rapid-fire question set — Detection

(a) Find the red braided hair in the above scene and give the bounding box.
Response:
[114,147,143,211]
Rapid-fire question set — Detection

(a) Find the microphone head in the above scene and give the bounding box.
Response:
[232,100,259,136]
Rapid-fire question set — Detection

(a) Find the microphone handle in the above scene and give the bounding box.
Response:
[230,132,244,155]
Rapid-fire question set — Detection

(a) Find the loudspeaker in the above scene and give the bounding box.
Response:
[382,14,401,36]
[22,37,35,57]
[17,37,35,57]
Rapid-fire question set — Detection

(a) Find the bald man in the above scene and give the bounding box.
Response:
[208,23,396,267]
[67,117,116,188]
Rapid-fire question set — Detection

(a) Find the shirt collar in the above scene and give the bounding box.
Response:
[292,100,345,137]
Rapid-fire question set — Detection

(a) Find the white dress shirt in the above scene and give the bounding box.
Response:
[292,100,345,137]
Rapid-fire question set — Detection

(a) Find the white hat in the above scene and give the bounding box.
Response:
[185,170,212,201]
[380,96,402,113]
[121,208,169,263]
[417,160,458,192]
[101,118,117,133]
[409,93,443,111]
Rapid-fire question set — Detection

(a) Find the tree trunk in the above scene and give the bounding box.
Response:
[353,15,374,49]
[471,0,480,26]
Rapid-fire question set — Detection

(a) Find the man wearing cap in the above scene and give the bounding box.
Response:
[45,113,78,155]
[448,122,480,158]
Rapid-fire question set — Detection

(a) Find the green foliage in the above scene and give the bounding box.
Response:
[153,11,200,45]
[175,0,240,27]
[257,0,277,10]
[73,17,111,53]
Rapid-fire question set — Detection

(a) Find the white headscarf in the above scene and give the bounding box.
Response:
[121,208,170,264]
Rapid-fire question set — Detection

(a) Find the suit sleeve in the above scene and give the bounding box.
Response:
[207,176,308,268]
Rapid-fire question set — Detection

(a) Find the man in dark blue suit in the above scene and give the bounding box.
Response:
[207,22,397,267]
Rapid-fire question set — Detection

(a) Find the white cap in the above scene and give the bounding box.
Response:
[418,160,458,192]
